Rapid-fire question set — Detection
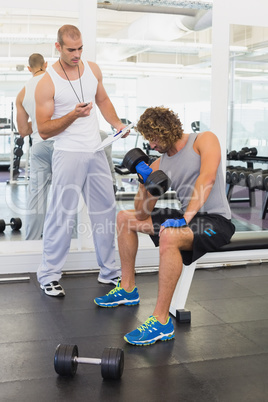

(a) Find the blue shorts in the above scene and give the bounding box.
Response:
[149,207,235,265]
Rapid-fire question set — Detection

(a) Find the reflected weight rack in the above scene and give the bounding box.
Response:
[226,148,268,219]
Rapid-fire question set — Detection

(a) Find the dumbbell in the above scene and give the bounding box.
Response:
[0,217,22,233]
[123,148,171,197]
[15,136,24,147]
[264,173,268,192]
[246,169,262,190]
[255,170,268,190]
[227,150,238,160]
[239,168,253,187]
[54,344,124,380]
[230,166,245,185]
[13,158,20,169]
[226,166,235,184]
[13,147,24,158]
[237,147,257,159]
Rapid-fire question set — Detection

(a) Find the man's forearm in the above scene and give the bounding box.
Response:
[134,185,156,220]
[98,98,122,131]
[18,121,32,137]
[38,110,77,140]
[184,175,215,223]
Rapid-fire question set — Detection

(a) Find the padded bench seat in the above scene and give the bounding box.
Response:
[169,230,268,322]
[219,231,268,251]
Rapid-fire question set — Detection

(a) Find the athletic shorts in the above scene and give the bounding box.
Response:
[149,207,236,266]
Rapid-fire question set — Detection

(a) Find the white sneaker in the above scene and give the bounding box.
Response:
[40,281,65,297]
[98,276,120,286]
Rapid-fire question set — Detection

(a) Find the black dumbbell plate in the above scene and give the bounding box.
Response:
[145,171,171,197]
[101,347,124,380]
[54,344,78,376]
[0,219,6,233]
[10,218,22,231]
[123,148,149,173]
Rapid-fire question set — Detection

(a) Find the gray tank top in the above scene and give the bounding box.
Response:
[159,133,231,219]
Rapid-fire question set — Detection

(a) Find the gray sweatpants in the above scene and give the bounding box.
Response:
[37,149,119,285]
[26,140,54,240]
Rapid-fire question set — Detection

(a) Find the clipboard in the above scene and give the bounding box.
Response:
[95,123,134,152]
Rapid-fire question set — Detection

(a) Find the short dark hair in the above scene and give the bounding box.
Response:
[57,25,81,46]
[28,53,45,69]
[136,106,184,148]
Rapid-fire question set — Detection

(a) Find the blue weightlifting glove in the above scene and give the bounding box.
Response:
[135,161,153,184]
[161,218,188,228]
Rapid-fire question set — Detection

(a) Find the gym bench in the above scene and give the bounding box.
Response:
[169,231,268,322]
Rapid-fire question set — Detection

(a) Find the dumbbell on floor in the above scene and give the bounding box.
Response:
[54,344,124,380]
[0,218,22,233]
[123,148,171,197]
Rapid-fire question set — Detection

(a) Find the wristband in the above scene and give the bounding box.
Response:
[161,218,188,228]
[135,161,153,184]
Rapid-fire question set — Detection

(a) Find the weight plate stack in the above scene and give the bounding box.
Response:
[54,344,78,377]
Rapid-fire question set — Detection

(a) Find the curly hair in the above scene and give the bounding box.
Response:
[136,106,183,148]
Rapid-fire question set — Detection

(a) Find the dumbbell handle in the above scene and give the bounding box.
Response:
[75,357,101,365]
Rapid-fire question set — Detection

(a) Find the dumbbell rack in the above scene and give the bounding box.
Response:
[8,130,30,185]
[226,156,268,219]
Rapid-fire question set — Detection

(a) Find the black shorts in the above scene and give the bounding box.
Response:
[150,207,236,266]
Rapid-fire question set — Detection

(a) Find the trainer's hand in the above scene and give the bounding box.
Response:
[114,125,130,139]
[75,102,93,117]
[121,128,130,139]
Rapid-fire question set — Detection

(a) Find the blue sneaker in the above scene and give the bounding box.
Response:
[94,282,140,307]
[124,315,175,346]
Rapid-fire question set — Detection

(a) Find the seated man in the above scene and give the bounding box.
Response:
[94,106,235,346]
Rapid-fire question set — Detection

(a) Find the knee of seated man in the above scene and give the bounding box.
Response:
[160,226,193,251]
[116,209,134,226]
[159,228,179,250]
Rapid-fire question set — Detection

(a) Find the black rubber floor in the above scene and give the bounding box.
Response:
[0,263,268,402]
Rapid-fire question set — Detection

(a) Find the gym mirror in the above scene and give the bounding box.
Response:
[226,24,268,231]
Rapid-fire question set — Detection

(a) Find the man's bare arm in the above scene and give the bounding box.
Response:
[184,131,221,223]
[134,158,161,220]
[16,88,32,137]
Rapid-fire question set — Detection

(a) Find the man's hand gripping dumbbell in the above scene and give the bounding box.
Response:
[122,148,171,197]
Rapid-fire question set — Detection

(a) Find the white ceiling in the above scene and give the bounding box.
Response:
[0,1,268,79]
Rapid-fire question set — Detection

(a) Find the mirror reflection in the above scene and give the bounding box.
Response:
[0,8,267,243]
[227,24,268,231]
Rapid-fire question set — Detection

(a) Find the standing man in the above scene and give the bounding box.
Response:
[35,25,126,297]
[94,106,235,346]
[16,53,54,240]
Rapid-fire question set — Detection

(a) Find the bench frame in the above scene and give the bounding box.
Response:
[169,232,268,322]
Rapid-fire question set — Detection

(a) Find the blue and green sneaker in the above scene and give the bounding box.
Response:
[94,282,140,307]
[124,315,175,346]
